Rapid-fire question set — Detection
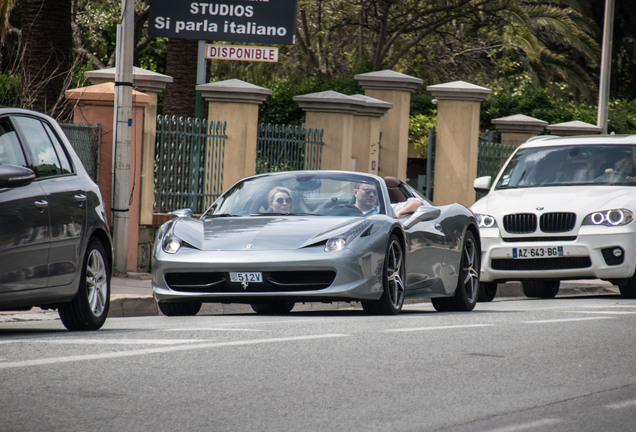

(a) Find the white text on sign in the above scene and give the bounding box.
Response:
[205,44,279,62]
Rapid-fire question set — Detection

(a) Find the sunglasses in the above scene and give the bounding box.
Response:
[276,197,292,204]
[358,188,377,196]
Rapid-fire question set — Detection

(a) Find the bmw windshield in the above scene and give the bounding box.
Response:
[496,144,636,189]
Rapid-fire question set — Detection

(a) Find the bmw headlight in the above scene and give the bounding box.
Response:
[324,220,372,252]
[475,214,498,228]
[583,209,634,226]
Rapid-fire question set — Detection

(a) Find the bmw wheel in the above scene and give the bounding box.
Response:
[432,231,480,312]
[478,282,498,302]
[522,280,560,298]
[362,234,405,315]
[58,239,110,331]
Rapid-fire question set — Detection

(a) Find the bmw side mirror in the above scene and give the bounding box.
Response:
[0,164,36,188]
[473,176,492,194]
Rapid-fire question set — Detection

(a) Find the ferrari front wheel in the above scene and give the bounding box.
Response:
[362,234,405,315]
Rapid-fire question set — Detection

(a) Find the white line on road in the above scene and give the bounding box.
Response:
[160,328,265,332]
[482,418,562,432]
[0,338,206,345]
[605,398,636,410]
[0,334,349,370]
[385,324,494,332]
[562,310,636,315]
[523,317,614,324]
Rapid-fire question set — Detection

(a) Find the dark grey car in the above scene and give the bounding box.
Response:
[0,108,112,330]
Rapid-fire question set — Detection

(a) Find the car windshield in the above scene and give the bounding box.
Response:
[495,144,636,189]
[202,172,387,217]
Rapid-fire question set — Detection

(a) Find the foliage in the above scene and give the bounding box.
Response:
[408,114,436,158]
[0,70,19,106]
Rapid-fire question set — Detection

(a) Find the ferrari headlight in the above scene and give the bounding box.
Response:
[324,220,372,252]
[475,214,498,228]
[583,209,634,226]
[163,237,182,254]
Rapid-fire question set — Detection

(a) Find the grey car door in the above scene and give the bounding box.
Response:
[0,117,50,292]
[13,115,87,288]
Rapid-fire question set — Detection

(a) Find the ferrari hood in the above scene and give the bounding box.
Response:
[171,216,363,251]
[472,185,636,215]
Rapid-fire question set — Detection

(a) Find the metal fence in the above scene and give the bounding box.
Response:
[60,123,100,181]
[477,131,516,178]
[154,115,226,214]
[256,123,323,173]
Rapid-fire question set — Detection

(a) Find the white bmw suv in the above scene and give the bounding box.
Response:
[472,135,636,301]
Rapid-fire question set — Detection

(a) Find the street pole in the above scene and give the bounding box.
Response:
[597,0,614,134]
[112,0,134,273]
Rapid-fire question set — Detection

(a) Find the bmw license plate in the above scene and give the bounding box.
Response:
[230,272,263,283]
[512,246,563,258]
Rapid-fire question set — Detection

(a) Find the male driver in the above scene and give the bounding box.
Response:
[354,181,425,217]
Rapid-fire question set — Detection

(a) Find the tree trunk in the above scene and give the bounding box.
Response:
[20,0,73,119]
[162,39,202,118]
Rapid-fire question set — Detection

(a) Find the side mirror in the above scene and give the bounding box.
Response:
[473,176,492,194]
[171,208,193,219]
[0,164,36,188]
[403,206,441,229]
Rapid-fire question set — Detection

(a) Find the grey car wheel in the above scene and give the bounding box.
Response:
[59,239,110,331]
[362,234,405,315]
[432,230,479,312]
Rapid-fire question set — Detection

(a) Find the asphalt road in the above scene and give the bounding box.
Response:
[1,294,635,432]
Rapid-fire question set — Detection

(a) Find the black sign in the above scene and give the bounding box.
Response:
[149,0,298,45]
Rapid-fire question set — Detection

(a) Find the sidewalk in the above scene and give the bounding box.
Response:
[0,274,621,323]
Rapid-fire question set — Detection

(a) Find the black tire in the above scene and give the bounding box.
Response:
[522,280,560,298]
[432,230,480,312]
[618,274,636,298]
[58,239,111,331]
[158,302,202,316]
[250,302,295,315]
[362,235,405,315]
[478,282,498,302]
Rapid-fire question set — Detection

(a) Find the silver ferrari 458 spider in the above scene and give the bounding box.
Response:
[152,170,481,315]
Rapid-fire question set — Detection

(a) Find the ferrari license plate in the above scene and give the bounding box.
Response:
[230,272,263,283]
[512,246,563,259]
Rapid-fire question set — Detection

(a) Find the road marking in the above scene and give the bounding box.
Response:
[0,334,349,370]
[483,418,562,432]
[160,328,265,332]
[1,338,206,345]
[523,317,614,324]
[562,310,636,315]
[385,324,493,332]
[606,398,636,409]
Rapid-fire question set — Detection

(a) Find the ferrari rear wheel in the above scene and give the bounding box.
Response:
[522,280,560,298]
[431,230,479,312]
[158,302,202,316]
[362,234,405,315]
[251,302,295,315]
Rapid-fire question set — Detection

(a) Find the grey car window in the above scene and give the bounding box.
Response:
[0,117,27,167]
[13,116,70,178]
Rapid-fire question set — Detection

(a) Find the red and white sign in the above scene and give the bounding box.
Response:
[205,44,279,62]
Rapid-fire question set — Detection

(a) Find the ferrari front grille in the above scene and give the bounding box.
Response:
[491,257,591,271]
[164,271,336,293]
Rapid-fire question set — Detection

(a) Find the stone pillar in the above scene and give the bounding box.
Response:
[197,79,271,193]
[492,114,548,147]
[349,94,393,174]
[65,82,150,272]
[85,67,173,226]
[547,120,602,136]
[427,81,491,206]
[293,91,367,171]
[354,70,422,179]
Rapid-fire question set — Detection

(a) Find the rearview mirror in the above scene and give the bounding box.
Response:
[0,164,36,188]
[473,176,492,194]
